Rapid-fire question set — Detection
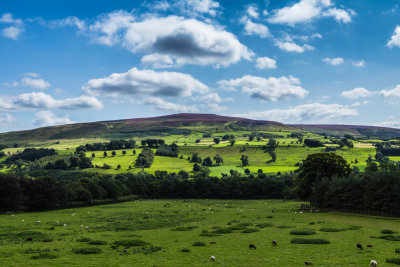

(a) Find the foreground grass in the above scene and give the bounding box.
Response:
[0,200,399,266]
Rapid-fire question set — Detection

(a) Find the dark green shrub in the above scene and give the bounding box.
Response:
[276,225,293,229]
[320,228,345,232]
[72,247,102,254]
[378,235,400,241]
[192,241,206,247]
[30,253,57,259]
[256,223,274,228]
[114,239,149,247]
[241,228,259,233]
[291,238,330,244]
[212,228,233,234]
[347,226,361,230]
[382,229,398,235]
[290,229,316,235]
[387,258,400,265]
[171,226,198,231]
[88,240,107,245]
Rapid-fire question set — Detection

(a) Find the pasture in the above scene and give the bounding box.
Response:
[0,200,399,266]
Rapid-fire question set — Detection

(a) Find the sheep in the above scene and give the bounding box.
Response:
[357,243,363,250]
[63,224,67,227]
[85,227,89,230]
[80,225,83,228]
[304,262,313,265]
[36,220,41,225]
[210,256,216,261]
[272,240,277,246]
[370,260,377,267]
[249,244,256,250]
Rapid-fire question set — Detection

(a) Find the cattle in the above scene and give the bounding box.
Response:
[272,240,277,246]
[210,241,216,244]
[304,262,313,265]
[367,245,374,248]
[49,226,55,230]
[357,243,363,250]
[26,237,33,242]
[249,244,256,250]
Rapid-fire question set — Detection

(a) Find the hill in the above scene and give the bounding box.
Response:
[0,113,292,143]
[290,124,400,138]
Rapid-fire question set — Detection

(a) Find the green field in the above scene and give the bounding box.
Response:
[0,199,399,266]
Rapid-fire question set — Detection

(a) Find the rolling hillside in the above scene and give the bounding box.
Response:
[1,113,400,144]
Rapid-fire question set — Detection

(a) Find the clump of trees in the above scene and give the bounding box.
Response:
[76,140,136,153]
[5,148,56,163]
[135,148,155,168]
[263,139,278,162]
[141,139,165,148]
[156,143,179,157]
[304,139,324,148]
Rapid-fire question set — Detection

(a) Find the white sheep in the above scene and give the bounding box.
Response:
[85,226,89,230]
[36,220,41,225]
[63,224,67,227]
[80,225,84,228]
[210,256,216,261]
[370,260,377,267]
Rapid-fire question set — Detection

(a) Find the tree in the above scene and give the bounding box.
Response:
[195,139,201,143]
[112,151,116,156]
[193,163,201,172]
[214,138,220,144]
[244,168,250,175]
[122,150,126,155]
[213,154,223,165]
[230,140,235,146]
[117,164,121,169]
[294,153,352,200]
[103,151,108,157]
[241,155,249,166]
[92,153,95,158]
[202,157,213,166]
[133,150,136,155]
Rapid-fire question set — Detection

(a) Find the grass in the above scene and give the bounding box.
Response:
[72,247,102,254]
[320,227,346,232]
[387,258,400,265]
[290,238,330,244]
[289,229,316,235]
[1,199,400,266]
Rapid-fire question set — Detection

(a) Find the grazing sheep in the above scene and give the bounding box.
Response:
[367,245,373,248]
[370,260,377,267]
[63,224,67,227]
[36,221,41,225]
[210,256,216,261]
[210,241,216,244]
[85,227,89,230]
[357,243,363,250]
[80,225,83,228]
[249,244,256,250]
[304,262,313,265]
[272,240,277,246]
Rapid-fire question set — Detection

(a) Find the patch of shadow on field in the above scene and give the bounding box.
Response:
[92,211,203,232]
[0,230,53,243]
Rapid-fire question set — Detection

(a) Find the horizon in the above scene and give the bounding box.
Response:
[1,0,400,132]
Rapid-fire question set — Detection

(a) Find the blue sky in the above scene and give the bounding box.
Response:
[1,0,400,132]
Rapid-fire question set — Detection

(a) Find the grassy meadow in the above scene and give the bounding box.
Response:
[0,199,400,266]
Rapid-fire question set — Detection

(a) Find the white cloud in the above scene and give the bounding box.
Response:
[0,113,14,123]
[340,87,375,99]
[82,67,209,98]
[2,26,24,40]
[218,75,308,102]
[141,54,174,68]
[247,5,259,18]
[387,26,400,48]
[0,13,24,40]
[275,39,314,53]
[352,60,365,67]
[201,103,228,112]
[323,57,344,65]
[255,57,277,69]
[380,84,400,98]
[0,92,103,111]
[268,0,354,26]
[142,97,199,112]
[22,72,41,78]
[184,0,220,16]
[84,12,252,67]
[241,16,270,38]
[33,111,74,127]
[236,103,358,123]
[196,93,223,103]
[374,121,400,129]
[21,77,51,90]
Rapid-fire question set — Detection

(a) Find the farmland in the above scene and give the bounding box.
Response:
[0,199,400,266]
